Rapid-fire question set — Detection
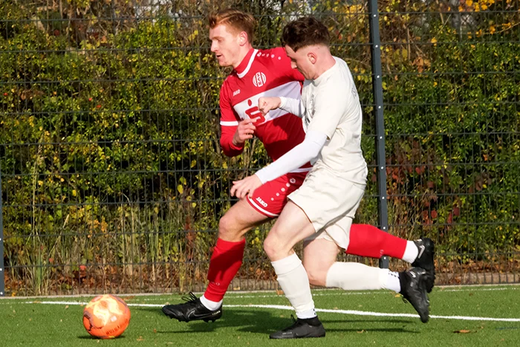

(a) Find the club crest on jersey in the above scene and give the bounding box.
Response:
[252,72,267,87]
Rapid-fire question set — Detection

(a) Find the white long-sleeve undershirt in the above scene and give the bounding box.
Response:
[255,130,327,184]
[279,96,305,118]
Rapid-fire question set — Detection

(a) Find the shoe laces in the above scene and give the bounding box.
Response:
[180,291,199,304]
[280,315,301,331]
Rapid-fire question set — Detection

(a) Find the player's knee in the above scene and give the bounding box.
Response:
[263,237,283,259]
[305,267,320,285]
[218,214,241,240]
[263,238,275,259]
[304,263,327,286]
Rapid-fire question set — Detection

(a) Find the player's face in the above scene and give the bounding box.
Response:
[284,45,315,80]
[209,24,244,68]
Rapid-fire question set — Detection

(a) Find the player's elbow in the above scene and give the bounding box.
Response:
[303,144,321,163]
[308,146,321,161]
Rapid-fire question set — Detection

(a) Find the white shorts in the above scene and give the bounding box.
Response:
[304,215,354,250]
[289,167,365,249]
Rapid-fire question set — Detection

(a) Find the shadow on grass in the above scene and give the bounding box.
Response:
[138,307,419,335]
[76,335,128,340]
[140,307,287,334]
[324,326,418,334]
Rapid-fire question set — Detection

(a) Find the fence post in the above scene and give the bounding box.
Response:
[368,0,389,269]
[0,171,4,296]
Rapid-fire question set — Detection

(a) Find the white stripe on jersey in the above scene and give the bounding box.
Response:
[237,49,259,79]
[233,81,301,124]
[220,120,239,126]
[289,168,312,173]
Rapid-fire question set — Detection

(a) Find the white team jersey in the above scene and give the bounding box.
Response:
[301,57,367,184]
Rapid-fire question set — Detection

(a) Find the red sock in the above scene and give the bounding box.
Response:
[346,224,407,259]
[204,238,246,302]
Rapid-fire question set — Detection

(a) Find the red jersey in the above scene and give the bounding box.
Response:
[219,47,311,172]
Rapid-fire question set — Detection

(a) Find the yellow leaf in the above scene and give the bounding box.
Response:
[177,184,184,194]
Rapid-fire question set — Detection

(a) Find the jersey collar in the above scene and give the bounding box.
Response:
[235,49,258,79]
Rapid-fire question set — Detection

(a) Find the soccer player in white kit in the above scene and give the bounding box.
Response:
[232,17,433,338]
[162,10,434,334]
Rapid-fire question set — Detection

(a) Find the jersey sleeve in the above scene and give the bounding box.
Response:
[255,130,326,183]
[279,96,304,117]
[219,82,244,157]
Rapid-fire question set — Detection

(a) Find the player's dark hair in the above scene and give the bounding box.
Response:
[208,9,256,44]
[281,16,330,52]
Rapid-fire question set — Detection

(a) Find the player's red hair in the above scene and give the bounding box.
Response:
[208,9,256,44]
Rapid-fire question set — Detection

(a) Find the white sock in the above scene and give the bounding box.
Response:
[382,270,401,293]
[402,241,419,263]
[271,253,316,319]
[326,262,384,290]
[200,295,223,311]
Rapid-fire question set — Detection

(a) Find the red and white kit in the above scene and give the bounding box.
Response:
[219,47,311,217]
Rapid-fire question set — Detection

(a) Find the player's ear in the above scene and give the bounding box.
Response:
[307,52,317,64]
[238,31,248,45]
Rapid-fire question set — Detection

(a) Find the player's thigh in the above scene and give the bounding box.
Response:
[303,237,340,286]
[247,171,307,217]
[219,199,270,241]
[264,201,315,260]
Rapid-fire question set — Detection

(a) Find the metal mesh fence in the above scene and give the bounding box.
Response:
[0,0,518,296]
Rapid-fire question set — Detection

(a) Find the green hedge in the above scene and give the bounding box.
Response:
[0,0,518,294]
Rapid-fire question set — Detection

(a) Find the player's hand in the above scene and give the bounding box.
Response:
[233,118,257,146]
[258,97,281,115]
[231,175,262,199]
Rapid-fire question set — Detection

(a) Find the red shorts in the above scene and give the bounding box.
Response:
[247,171,308,217]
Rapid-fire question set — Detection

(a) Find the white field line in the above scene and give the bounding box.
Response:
[15,300,520,323]
[2,285,517,302]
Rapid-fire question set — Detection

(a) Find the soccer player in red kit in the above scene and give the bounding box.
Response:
[162,9,434,324]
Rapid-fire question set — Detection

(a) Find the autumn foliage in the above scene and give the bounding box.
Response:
[0,0,518,295]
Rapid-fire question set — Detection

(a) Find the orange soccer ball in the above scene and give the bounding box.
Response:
[82,294,131,339]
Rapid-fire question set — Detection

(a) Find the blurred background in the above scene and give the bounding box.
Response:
[0,0,518,296]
